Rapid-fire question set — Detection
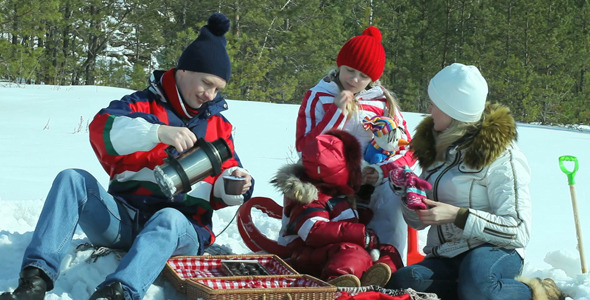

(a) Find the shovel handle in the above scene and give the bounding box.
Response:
[559,155,579,185]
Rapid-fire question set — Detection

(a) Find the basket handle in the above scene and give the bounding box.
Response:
[559,155,579,185]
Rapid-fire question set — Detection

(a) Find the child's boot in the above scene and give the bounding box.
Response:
[360,262,391,287]
[327,274,361,287]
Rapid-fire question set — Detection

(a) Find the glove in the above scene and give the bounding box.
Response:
[356,201,374,225]
[365,229,380,250]
[388,165,407,196]
[405,171,431,210]
[356,184,375,204]
[388,165,431,210]
[356,184,376,224]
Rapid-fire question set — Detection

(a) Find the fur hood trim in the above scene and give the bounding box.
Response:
[272,129,362,204]
[412,102,517,170]
[271,164,318,205]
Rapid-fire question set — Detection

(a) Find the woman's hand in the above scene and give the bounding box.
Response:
[333,90,355,111]
[416,199,460,225]
[157,125,197,152]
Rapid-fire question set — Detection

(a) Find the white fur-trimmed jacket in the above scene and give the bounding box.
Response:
[404,103,532,259]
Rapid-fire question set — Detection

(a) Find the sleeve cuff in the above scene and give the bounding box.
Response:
[454,207,470,229]
[149,123,161,144]
[367,164,384,185]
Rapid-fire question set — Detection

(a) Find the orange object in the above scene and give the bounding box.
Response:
[406,227,424,265]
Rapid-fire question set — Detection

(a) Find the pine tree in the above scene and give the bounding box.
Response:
[0,0,588,124]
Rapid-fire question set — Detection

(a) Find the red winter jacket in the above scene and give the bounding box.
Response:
[89,69,253,253]
[271,163,403,280]
[295,77,414,167]
[271,163,372,278]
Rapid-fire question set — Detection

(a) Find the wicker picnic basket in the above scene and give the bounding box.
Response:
[162,254,337,299]
[186,274,337,300]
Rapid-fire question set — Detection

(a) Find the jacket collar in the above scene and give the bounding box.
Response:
[147,70,228,121]
[313,76,385,99]
[412,102,517,170]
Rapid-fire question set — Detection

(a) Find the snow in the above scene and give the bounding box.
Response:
[0,83,589,299]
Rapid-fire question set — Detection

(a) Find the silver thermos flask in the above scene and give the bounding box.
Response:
[154,138,232,199]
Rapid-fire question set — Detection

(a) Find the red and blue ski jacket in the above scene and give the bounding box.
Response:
[89,69,253,253]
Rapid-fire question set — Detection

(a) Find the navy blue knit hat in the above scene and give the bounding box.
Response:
[177,13,231,82]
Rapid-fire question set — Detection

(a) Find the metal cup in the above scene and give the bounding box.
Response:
[223,175,246,195]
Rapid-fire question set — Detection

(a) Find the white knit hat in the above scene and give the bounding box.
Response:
[428,63,488,122]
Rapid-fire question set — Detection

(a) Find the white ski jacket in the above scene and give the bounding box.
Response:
[405,103,532,259]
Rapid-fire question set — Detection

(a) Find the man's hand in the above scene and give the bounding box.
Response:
[231,169,252,195]
[415,199,460,225]
[157,125,197,152]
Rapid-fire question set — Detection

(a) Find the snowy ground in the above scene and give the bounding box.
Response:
[0,83,589,299]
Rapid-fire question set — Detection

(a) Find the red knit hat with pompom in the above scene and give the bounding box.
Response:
[336,26,386,82]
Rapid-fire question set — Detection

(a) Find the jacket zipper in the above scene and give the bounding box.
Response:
[433,149,462,244]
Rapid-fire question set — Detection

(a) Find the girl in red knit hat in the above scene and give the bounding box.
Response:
[272,129,403,287]
[295,26,417,265]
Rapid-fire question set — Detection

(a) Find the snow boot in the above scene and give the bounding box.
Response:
[0,267,50,300]
[360,262,391,287]
[89,282,124,300]
[516,276,567,300]
[328,274,361,287]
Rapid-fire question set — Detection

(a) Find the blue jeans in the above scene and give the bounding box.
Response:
[22,169,200,300]
[386,244,532,300]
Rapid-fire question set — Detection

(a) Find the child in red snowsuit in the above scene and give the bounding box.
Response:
[271,129,403,287]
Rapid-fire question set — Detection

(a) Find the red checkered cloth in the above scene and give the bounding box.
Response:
[167,256,296,279]
[195,276,323,290]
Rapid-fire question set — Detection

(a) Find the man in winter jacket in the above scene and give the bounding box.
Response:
[0,13,253,300]
[272,129,403,287]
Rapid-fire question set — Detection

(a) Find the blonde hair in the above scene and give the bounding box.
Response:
[328,68,399,120]
[433,119,479,161]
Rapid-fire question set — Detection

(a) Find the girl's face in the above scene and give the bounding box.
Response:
[428,101,453,132]
[338,65,372,94]
[176,70,226,109]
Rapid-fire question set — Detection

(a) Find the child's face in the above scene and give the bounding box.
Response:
[338,66,372,94]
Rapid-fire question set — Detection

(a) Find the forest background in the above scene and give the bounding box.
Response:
[1,0,589,126]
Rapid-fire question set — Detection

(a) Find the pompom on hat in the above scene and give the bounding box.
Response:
[177,13,231,82]
[428,63,488,122]
[336,26,386,82]
[301,130,362,196]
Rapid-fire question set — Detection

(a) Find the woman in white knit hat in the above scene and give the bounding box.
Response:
[386,63,566,300]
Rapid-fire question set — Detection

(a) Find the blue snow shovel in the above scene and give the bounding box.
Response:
[559,155,587,274]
